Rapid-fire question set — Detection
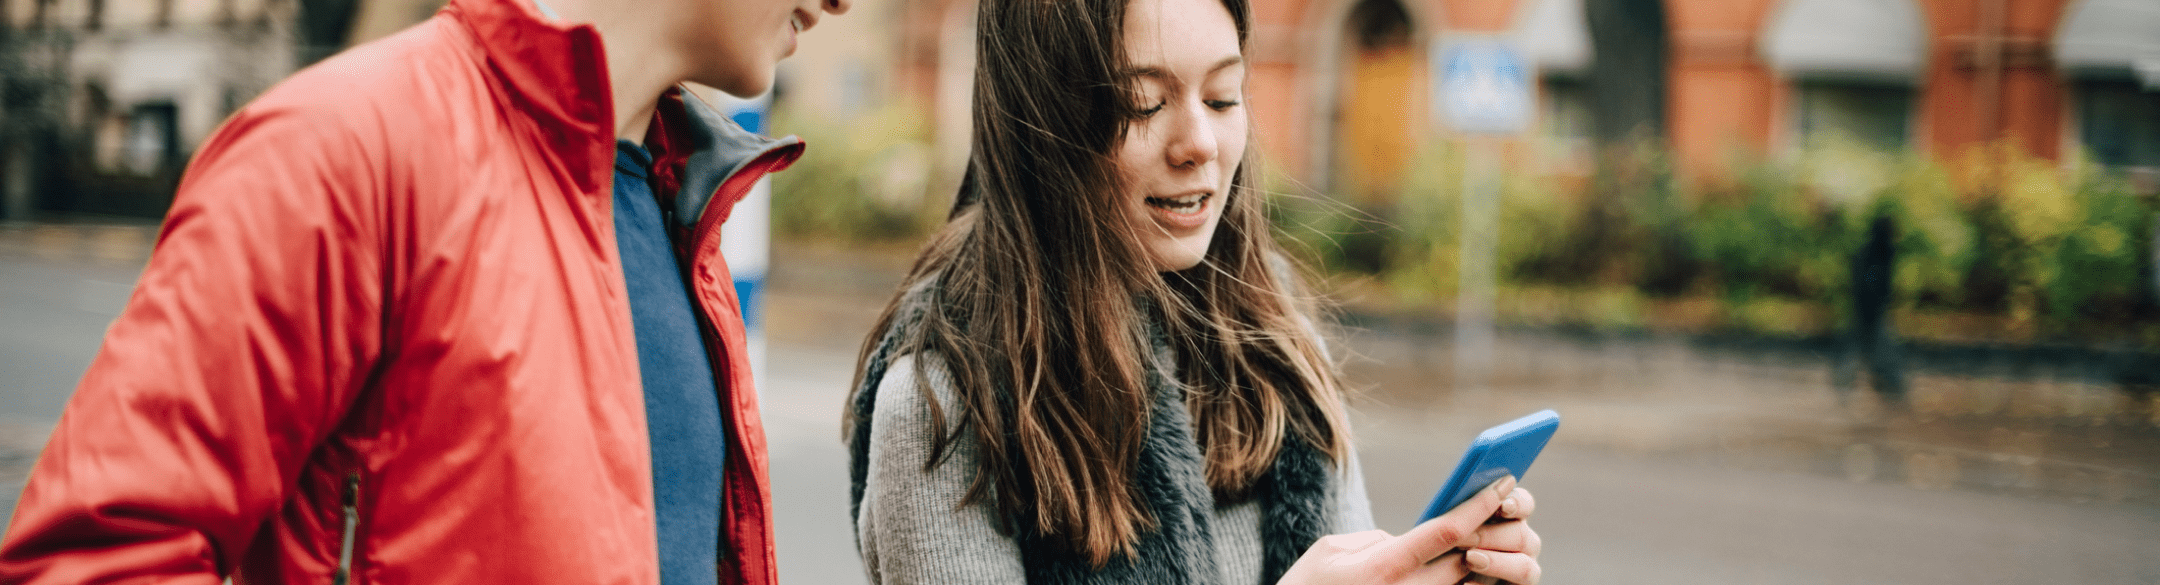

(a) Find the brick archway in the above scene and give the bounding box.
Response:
[1299,0,1441,192]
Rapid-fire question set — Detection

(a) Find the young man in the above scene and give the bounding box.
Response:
[0,0,847,581]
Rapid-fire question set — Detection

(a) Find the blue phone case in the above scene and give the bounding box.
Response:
[1416,409,1560,523]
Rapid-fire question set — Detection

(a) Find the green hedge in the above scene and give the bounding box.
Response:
[768,103,2157,345]
[1272,139,2159,345]
[769,104,948,244]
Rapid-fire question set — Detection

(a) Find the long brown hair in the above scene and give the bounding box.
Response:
[845,0,1349,566]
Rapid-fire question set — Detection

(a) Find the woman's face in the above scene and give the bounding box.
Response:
[1113,0,1248,272]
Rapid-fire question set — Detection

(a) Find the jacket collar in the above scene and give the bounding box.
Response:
[644,88,804,234]
[445,0,804,230]
[446,0,615,193]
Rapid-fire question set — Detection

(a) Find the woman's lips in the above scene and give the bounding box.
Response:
[1144,192,1213,230]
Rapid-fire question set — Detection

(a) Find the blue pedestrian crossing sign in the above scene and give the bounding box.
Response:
[1435,40,1531,134]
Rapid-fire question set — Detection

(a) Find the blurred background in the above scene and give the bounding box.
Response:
[3,0,2159,583]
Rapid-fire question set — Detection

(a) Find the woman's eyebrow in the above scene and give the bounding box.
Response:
[1122,66,1172,81]
[1120,56,1246,81]
[1207,55,1244,75]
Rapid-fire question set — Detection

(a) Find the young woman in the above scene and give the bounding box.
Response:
[844,0,1543,581]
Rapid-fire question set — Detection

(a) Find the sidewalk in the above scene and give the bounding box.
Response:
[6,223,2154,507]
[0,220,159,265]
[767,239,2160,507]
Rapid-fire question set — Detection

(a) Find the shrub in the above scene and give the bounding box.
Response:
[768,104,948,244]
[1278,134,2157,345]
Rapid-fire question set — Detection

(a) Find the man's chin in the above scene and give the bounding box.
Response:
[689,71,774,101]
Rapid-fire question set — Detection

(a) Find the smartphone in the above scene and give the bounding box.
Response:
[1416,409,1560,523]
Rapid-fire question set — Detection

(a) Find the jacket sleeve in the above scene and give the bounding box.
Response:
[854,355,1028,584]
[0,104,385,582]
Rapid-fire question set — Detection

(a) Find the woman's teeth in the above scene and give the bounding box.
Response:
[1146,193,1209,213]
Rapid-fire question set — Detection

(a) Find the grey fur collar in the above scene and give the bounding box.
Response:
[846,283,1331,585]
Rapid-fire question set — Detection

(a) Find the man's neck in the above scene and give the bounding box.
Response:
[534,0,684,143]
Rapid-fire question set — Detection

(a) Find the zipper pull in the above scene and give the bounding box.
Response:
[335,473,360,585]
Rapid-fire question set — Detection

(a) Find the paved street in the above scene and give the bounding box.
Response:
[4,223,2159,583]
[0,222,159,532]
[759,244,2160,585]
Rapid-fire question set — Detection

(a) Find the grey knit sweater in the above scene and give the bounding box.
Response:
[851,353,1376,584]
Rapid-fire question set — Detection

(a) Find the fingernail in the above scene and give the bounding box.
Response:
[1502,497,1518,516]
[1466,550,1490,571]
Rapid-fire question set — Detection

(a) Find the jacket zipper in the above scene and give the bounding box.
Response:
[334,473,360,585]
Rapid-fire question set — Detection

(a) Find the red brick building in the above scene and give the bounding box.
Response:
[882,0,2158,193]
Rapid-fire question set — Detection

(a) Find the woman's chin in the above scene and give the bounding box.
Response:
[1146,243,1211,273]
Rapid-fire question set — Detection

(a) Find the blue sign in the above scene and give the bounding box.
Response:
[1435,40,1532,134]
[728,107,765,135]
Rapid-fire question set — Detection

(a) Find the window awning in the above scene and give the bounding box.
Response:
[1760,0,1927,84]
[2055,0,2160,89]
[1515,0,1591,77]
[89,36,217,105]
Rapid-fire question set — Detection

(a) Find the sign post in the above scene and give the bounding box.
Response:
[1433,39,1529,402]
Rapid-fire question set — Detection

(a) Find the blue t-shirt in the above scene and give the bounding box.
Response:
[613,140,726,585]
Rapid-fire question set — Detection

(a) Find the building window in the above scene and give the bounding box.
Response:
[1539,75,1592,166]
[2075,80,2160,169]
[1794,81,1913,151]
[122,103,179,176]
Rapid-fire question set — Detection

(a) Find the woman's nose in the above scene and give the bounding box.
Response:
[823,0,852,16]
[1165,104,1218,169]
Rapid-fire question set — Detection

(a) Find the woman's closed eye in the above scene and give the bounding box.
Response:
[1137,98,1239,117]
[1137,100,1167,117]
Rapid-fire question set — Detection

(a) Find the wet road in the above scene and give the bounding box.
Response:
[759,336,2160,585]
[1,226,153,530]
[5,226,2159,584]
[758,246,2160,585]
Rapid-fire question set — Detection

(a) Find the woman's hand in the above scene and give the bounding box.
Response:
[1277,476,1541,585]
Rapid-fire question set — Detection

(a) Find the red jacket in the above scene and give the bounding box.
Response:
[0,0,799,582]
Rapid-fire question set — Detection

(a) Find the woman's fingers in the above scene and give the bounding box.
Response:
[1464,549,1541,585]
[1311,530,1392,561]
[1468,519,1541,556]
[1404,549,1471,584]
[1380,476,1515,565]
[1277,482,1541,585]
[1498,487,1536,520]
